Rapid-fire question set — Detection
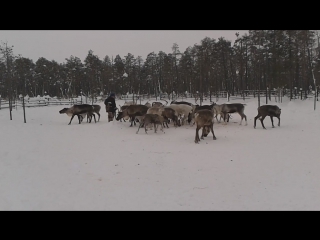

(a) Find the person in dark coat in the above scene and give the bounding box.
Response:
[104,93,117,122]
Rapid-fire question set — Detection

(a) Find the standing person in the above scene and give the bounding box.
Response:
[104,93,117,122]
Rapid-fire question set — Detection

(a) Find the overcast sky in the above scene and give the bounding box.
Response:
[0,30,248,63]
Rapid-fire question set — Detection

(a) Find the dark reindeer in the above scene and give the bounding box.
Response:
[81,104,101,122]
[170,100,195,106]
[59,104,96,125]
[254,105,281,129]
[221,103,247,125]
[161,107,180,128]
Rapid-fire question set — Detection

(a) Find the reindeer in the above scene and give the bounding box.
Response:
[161,107,180,128]
[81,104,101,122]
[59,104,96,125]
[147,106,165,115]
[123,101,137,106]
[136,114,165,134]
[221,103,247,125]
[212,104,231,123]
[117,105,130,122]
[190,103,216,125]
[194,109,217,143]
[254,105,281,129]
[167,104,193,126]
[152,99,168,107]
[144,102,152,108]
[147,106,180,128]
[116,104,149,127]
[170,100,194,106]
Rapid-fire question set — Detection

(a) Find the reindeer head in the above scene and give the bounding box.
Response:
[59,108,69,114]
[116,111,123,121]
[173,115,181,127]
[203,126,211,137]
[116,109,130,121]
[271,106,281,117]
[178,114,184,126]
[276,108,281,115]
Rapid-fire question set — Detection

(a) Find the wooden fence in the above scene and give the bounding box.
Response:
[1,89,317,110]
[0,98,83,110]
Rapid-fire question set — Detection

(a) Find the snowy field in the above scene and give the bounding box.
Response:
[1,96,319,210]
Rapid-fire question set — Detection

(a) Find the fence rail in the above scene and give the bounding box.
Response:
[1,89,318,110]
[0,98,83,110]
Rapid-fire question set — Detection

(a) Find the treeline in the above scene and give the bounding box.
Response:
[0,30,319,101]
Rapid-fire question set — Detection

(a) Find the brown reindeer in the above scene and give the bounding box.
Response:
[161,107,180,127]
[194,109,217,143]
[136,114,165,134]
[116,104,149,127]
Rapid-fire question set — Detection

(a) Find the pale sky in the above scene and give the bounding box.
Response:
[0,30,248,63]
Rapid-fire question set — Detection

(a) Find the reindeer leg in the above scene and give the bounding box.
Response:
[222,112,228,125]
[161,123,165,133]
[136,122,142,134]
[145,123,148,134]
[92,113,96,123]
[254,114,260,128]
[130,116,134,127]
[211,123,217,140]
[201,126,205,140]
[239,113,243,125]
[78,115,83,124]
[163,117,169,128]
[214,114,219,123]
[277,116,280,127]
[260,116,267,129]
[195,126,201,143]
[270,116,274,128]
[68,114,75,125]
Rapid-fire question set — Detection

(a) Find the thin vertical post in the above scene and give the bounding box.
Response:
[23,96,26,123]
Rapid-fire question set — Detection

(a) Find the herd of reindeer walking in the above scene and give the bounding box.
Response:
[59,99,281,144]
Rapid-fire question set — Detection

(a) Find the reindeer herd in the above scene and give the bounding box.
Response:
[59,100,281,144]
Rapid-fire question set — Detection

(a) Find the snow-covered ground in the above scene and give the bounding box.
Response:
[1,96,319,210]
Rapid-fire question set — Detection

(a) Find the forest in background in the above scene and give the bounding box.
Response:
[1,30,319,103]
